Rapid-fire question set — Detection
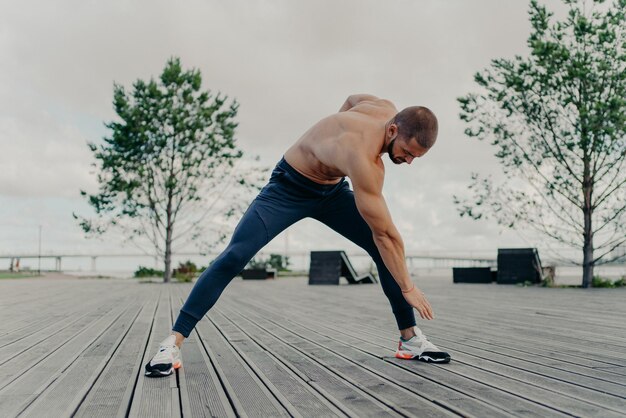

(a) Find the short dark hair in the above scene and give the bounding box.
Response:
[393,106,438,149]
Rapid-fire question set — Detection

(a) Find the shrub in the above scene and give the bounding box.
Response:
[173,260,199,282]
[247,257,268,269]
[134,266,164,278]
[592,276,626,288]
[246,254,291,271]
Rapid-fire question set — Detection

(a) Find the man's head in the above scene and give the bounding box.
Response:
[385,106,438,165]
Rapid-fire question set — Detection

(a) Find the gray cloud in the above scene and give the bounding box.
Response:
[0,0,569,259]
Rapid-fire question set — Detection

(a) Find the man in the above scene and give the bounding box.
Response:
[145,94,451,377]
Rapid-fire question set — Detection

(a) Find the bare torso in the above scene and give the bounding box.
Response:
[283,99,398,184]
[281,96,438,322]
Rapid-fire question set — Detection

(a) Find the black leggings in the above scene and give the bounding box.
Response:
[172,157,416,337]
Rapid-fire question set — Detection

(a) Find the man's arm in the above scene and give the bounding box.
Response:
[347,157,434,320]
[339,94,380,112]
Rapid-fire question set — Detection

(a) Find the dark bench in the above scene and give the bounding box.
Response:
[497,248,542,284]
[452,267,494,283]
[240,268,277,280]
[452,248,543,285]
[309,251,378,285]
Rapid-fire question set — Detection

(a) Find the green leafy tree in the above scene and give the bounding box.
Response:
[75,58,264,282]
[456,0,626,287]
[268,254,291,271]
[246,254,290,271]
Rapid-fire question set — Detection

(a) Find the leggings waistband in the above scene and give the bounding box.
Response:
[277,157,345,190]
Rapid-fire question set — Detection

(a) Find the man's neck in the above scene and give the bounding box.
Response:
[379,121,392,155]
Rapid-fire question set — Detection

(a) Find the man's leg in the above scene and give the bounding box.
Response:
[172,197,306,342]
[312,186,417,336]
[146,161,323,376]
[312,187,451,363]
[147,199,288,377]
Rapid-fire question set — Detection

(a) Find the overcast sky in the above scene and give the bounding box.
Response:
[0,0,574,271]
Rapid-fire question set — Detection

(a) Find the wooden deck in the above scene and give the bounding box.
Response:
[0,274,625,417]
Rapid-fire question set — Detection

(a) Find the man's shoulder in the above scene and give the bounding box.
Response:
[342,155,384,196]
[343,153,385,182]
[348,99,397,120]
[352,98,396,110]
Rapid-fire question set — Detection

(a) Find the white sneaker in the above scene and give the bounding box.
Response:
[144,335,182,377]
[395,328,451,363]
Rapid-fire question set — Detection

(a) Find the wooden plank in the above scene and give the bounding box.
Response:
[229,280,624,418]
[344,327,624,417]
[0,273,623,417]
[128,287,180,418]
[69,284,157,417]
[207,307,356,417]
[0,290,133,391]
[268,284,624,407]
[429,305,626,350]
[353,293,626,367]
[0,280,106,335]
[260,286,626,382]
[222,297,567,418]
[0,279,68,309]
[0,286,128,361]
[170,284,236,418]
[257,279,626,368]
[416,322,626,383]
[19,290,148,417]
[210,306,453,418]
[220,302,494,416]
[0,292,137,416]
[193,307,291,417]
[206,299,437,417]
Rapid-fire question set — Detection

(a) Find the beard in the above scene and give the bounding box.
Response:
[387,138,404,164]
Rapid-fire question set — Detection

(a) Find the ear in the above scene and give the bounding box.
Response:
[387,123,398,139]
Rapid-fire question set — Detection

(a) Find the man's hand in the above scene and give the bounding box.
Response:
[402,287,434,320]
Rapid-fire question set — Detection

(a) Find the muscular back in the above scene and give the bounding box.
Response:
[283,98,398,184]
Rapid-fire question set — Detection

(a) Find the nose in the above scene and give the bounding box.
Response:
[406,156,414,165]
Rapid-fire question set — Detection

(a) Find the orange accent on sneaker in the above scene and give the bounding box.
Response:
[173,361,182,369]
[395,351,415,359]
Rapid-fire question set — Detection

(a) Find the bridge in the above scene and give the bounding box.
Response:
[2,248,624,276]
[0,251,497,273]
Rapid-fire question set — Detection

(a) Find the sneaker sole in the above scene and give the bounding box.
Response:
[145,361,182,377]
[395,351,451,363]
[418,354,451,364]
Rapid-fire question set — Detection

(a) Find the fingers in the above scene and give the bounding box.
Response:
[417,307,433,320]
[424,298,434,320]
[405,287,435,320]
[415,303,432,320]
[417,290,434,320]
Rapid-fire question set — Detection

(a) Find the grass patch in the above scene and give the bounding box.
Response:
[539,275,626,288]
[592,276,626,288]
[0,272,41,279]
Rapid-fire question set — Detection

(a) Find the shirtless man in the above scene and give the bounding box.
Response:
[145,94,451,377]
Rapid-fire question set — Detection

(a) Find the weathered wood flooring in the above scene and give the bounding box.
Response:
[0,274,625,417]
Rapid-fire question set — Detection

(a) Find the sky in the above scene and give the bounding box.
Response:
[0,0,577,272]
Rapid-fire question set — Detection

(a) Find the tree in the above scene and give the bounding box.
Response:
[456,0,626,287]
[75,58,264,282]
[268,254,291,271]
